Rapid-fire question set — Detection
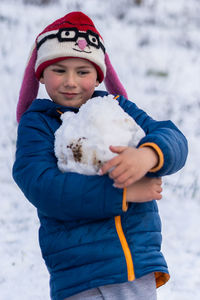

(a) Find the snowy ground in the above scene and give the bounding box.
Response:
[0,0,200,299]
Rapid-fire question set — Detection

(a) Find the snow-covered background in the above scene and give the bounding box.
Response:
[0,0,200,299]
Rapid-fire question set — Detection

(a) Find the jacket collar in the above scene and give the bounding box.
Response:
[26,90,109,119]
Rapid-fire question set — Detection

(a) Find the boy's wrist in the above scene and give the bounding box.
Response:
[139,146,159,171]
[139,143,164,172]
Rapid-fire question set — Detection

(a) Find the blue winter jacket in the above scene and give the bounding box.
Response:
[13,91,188,300]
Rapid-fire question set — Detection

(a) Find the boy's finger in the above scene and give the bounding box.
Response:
[109,163,126,179]
[112,170,130,185]
[156,193,162,200]
[114,177,134,188]
[157,186,163,193]
[99,156,120,175]
[113,183,124,189]
[109,145,127,154]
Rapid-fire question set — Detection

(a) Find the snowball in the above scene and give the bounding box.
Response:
[54,95,145,175]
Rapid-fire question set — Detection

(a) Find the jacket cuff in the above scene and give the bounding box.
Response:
[139,142,164,172]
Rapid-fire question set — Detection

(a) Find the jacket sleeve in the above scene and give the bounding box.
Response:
[12,112,124,221]
[117,96,188,177]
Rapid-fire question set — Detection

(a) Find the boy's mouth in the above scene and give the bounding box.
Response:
[62,92,79,99]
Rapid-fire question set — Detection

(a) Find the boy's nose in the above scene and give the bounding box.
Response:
[64,73,77,87]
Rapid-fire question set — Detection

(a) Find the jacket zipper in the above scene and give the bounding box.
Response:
[114,215,135,281]
[58,101,135,281]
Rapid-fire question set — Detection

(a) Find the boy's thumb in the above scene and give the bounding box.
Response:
[109,145,127,153]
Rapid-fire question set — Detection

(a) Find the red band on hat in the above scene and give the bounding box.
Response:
[36,57,104,83]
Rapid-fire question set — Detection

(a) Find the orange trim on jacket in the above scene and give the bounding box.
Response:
[155,272,170,288]
[115,216,135,281]
[122,187,128,212]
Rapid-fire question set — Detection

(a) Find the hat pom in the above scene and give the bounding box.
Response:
[104,53,128,99]
[17,44,39,123]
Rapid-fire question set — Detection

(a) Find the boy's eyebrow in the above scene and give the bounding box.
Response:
[52,63,93,69]
[52,63,66,68]
[76,65,93,69]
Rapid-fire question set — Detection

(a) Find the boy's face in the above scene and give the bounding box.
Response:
[40,58,99,107]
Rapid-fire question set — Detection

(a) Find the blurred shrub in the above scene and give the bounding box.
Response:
[23,0,57,5]
[134,0,143,5]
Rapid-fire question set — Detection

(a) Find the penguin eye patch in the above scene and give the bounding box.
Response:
[85,30,105,53]
[58,28,78,42]
[87,31,100,47]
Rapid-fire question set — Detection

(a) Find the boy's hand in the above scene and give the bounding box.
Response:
[99,145,159,188]
[126,177,162,203]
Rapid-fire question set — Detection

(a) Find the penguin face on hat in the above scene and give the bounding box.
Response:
[37,27,105,54]
[35,12,106,82]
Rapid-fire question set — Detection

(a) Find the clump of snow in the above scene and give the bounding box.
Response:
[54,95,144,174]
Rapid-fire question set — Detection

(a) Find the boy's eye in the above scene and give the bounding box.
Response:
[77,70,89,75]
[53,68,65,73]
[78,71,89,75]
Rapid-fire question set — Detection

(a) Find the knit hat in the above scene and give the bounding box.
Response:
[17,11,128,122]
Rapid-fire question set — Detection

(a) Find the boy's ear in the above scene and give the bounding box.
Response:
[39,76,45,84]
[95,79,100,87]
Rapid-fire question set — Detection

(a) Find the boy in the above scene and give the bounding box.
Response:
[13,11,188,300]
